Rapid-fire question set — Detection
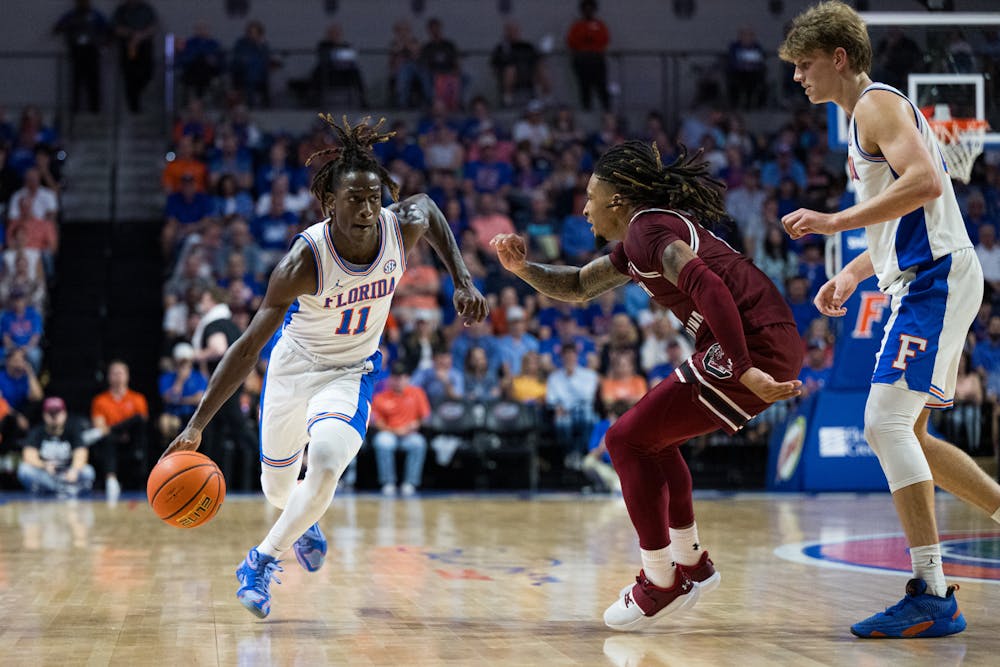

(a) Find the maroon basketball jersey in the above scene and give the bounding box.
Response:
[608,208,795,351]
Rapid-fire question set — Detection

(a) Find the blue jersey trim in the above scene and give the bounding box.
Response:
[282,299,301,330]
[293,233,323,296]
[895,207,934,271]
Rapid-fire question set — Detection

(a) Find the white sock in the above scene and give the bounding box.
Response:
[640,547,676,588]
[257,536,284,560]
[910,544,947,597]
[991,506,1000,524]
[669,524,702,567]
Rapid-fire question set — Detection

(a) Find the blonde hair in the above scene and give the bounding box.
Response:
[779,1,872,75]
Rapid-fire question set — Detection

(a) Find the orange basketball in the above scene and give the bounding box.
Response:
[147,451,226,528]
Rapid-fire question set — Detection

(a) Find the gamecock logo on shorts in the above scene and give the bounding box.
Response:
[703,343,733,380]
[383,259,397,274]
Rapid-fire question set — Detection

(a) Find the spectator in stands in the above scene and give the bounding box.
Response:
[582,399,626,494]
[937,350,984,453]
[420,17,463,111]
[412,349,464,407]
[314,23,369,108]
[231,20,273,108]
[469,192,516,254]
[17,397,94,497]
[0,347,42,435]
[496,305,539,376]
[786,275,820,336]
[463,134,512,196]
[172,98,215,148]
[374,121,425,172]
[423,125,464,174]
[255,173,310,217]
[973,315,1000,401]
[4,225,46,282]
[761,146,807,191]
[756,224,797,294]
[371,361,431,497]
[451,318,499,375]
[211,174,254,220]
[389,19,429,109]
[512,100,553,154]
[255,140,301,196]
[1,251,47,312]
[599,313,642,373]
[399,316,446,374]
[218,217,264,281]
[726,167,766,256]
[209,132,253,191]
[9,167,59,224]
[964,190,996,245]
[162,136,207,194]
[460,95,503,143]
[647,339,687,388]
[546,345,599,467]
[727,28,767,109]
[552,106,585,151]
[177,21,224,101]
[506,350,548,404]
[158,342,206,444]
[11,107,58,171]
[217,251,262,308]
[798,341,831,399]
[252,192,299,269]
[639,314,688,375]
[34,143,63,195]
[463,346,501,402]
[393,245,443,329]
[797,241,826,297]
[8,194,58,262]
[492,22,549,108]
[566,0,610,111]
[600,351,647,409]
[519,190,560,261]
[91,359,148,498]
[163,173,212,255]
[540,315,596,369]
[975,223,1000,298]
[111,0,157,113]
[1,289,44,371]
[53,0,109,114]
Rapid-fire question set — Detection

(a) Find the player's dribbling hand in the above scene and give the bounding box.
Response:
[453,283,489,326]
[814,272,858,317]
[739,367,802,403]
[161,426,202,460]
[490,234,527,273]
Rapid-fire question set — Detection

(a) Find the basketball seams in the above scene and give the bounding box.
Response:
[149,462,216,506]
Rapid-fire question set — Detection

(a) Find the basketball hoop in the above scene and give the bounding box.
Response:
[921,105,988,184]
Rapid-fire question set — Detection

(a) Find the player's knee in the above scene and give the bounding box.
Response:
[260,471,294,509]
[863,387,932,492]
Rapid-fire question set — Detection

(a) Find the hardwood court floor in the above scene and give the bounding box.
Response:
[1,492,998,666]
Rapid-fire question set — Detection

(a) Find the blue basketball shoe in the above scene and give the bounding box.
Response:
[293,522,327,572]
[851,579,966,638]
[235,548,283,618]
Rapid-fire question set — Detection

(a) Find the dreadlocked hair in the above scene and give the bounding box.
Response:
[306,114,399,216]
[594,140,728,222]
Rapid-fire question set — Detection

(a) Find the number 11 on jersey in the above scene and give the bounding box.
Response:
[334,306,371,335]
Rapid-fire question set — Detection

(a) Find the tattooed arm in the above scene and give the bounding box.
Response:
[491,233,629,303]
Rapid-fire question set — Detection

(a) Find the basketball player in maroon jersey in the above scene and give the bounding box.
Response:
[493,141,802,631]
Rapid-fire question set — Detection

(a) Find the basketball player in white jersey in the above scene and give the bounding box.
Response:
[779,1,1000,638]
[163,116,488,618]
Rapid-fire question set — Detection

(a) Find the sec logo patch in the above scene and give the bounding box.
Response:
[383,259,397,274]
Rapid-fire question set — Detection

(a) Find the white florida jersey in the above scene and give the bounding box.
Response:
[281,207,406,364]
[847,83,972,291]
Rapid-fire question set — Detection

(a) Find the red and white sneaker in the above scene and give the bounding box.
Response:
[604,568,700,632]
[676,551,720,595]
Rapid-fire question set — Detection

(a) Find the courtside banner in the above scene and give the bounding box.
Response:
[801,389,887,492]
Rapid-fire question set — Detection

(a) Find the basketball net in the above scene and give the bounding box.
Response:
[922,104,988,184]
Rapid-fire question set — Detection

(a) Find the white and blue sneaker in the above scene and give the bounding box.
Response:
[236,548,283,618]
[293,522,327,572]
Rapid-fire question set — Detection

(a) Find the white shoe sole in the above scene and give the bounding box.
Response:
[604,584,701,632]
[694,571,720,595]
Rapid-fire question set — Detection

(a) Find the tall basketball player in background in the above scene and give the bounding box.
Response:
[494,141,803,631]
[164,116,488,618]
[781,1,1000,638]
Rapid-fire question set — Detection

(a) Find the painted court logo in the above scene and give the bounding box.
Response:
[775,532,1000,582]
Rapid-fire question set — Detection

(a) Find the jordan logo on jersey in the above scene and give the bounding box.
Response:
[323,276,397,309]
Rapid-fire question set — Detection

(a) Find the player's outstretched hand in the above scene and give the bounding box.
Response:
[814,272,858,317]
[490,234,527,273]
[453,283,489,326]
[781,208,837,239]
[739,367,802,403]
[161,426,202,460]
